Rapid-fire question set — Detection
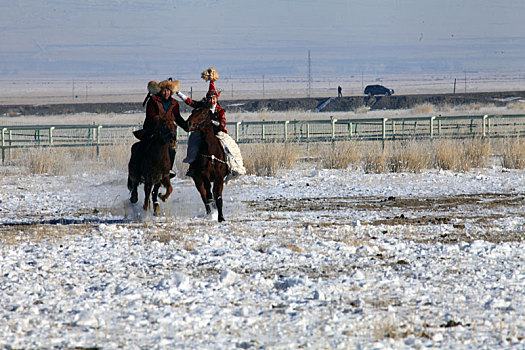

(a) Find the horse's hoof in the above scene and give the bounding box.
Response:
[130,190,138,204]
[159,194,166,202]
[218,216,225,222]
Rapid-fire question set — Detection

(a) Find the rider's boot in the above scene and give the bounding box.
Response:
[186,164,197,177]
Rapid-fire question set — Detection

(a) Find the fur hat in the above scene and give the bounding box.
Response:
[147,81,161,95]
[201,67,219,82]
[159,79,180,93]
[147,79,180,95]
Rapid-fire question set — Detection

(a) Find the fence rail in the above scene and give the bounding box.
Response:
[3,114,525,162]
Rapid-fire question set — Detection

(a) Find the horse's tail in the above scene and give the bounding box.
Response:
[128,142,141,191]
[127,176,133,192]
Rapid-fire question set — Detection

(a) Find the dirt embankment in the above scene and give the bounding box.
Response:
[1,91,524,116]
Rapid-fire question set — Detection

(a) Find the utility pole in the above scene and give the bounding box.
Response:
[464,71,467,94]
[307,50,312,98]
[453,78,456,94]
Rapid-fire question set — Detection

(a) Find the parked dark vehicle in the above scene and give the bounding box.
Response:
[364,85,394,96]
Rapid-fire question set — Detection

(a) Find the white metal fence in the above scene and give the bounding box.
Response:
[2,114,525,162]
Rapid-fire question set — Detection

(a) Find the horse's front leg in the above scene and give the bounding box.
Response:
[152,183,161,215]
[203,177,214,215]
[143,181,152,211]
[193,177,212,215]
[158,176,172,202]
[127,170,139,204]
[213,179,225,222]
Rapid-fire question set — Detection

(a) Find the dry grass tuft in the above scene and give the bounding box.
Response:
[434,138,490,171]
[241,142,298,176]
[0,224,93,245]
[412,103,435,114]
[281,242,303,252]
[23,148,74,175]
[362,147,389,174]
[507,102,525,112]
[388,141,433,173]
[319,141,360,169]
[98,143,133,172]
[6,143,133,175]
[2,136,498,177]
[501,137,525,169]
[463,138,491,168]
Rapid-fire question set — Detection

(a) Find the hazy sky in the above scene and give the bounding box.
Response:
[1,0,524,79]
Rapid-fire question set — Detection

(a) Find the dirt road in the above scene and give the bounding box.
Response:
[1,90,524,116]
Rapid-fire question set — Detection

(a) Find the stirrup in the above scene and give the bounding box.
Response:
[169,170,176,179]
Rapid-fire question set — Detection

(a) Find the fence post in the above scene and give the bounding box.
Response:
[284,121,289,142]
[349,122,353,139]
[430,116,435,138]
[8,130,12,158]
[307,123,310,140]
[382,118,388,150]
[235,122,241,142]
[261,123,265,140]
[49,127,55,146]
[331,118,338,141]
[391,120,396,139]
[482,115,488,137]
[438,119,442,135]
[96,125,102,156]
[1,128,6,163]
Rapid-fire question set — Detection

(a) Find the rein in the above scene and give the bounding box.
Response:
[201,154,227,166]
[191,109,226,166]
[191,118,212,130]
[162,130,176,139]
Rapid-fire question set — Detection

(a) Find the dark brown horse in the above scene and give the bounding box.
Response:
[127,116,176,214]
[186,107,228,222]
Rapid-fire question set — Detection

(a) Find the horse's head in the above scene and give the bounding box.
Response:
[156,116,177,142]
[187,107,212,132]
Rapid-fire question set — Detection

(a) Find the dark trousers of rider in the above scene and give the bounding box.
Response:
[184,131,201,165]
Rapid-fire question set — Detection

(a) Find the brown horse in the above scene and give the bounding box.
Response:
[186,107,228,222]
[127,116,176,214]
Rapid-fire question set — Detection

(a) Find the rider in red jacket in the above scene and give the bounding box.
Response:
[134,79,188,178]
[177,80,226,132]
[176,77,227,177]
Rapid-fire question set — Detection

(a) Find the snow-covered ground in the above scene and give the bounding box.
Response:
[0,165,524,349]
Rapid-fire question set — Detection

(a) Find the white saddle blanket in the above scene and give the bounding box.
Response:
[216,131,246,176]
